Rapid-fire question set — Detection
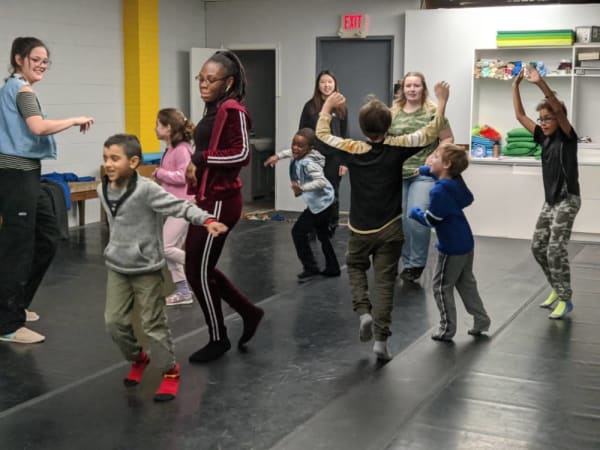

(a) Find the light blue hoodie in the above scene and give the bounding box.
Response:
[277,148,334,214]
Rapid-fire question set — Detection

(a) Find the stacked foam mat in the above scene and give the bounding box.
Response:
[496,30,574,47]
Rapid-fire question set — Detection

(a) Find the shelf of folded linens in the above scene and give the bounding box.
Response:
[470,145,600,166]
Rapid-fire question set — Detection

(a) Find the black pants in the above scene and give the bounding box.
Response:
[0,168,60,334]
[291,205,339,273]
[323,153,341,229]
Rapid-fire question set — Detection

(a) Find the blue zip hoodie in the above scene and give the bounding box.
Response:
[409,166,474,255]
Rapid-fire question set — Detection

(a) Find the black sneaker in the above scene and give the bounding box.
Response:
[297,269,319,282]
[188,338,231,363]
[400,266,425,281]
[320,269,341,277]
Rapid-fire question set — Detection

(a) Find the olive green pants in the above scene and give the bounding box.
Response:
[105,269,176,371]
[347,220,404,341]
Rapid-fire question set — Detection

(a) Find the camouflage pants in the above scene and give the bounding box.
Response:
[531,194,581,302]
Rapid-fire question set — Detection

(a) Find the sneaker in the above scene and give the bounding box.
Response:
[124,351,150,386]
[373,340,392,361]
[320,269,341,277]
[238,306,264,348]
[165,291,194,306]
[549,301,573,320]
[431,331,453,342]
[400,267,425,282]
[154,363,180,402]
[25,309,40,322]
[540,290,559,309]
[468,317,491,336]
[297,269,319,283]
[189,338,232,363]
[0,327,45,344]
[359,313,373,342]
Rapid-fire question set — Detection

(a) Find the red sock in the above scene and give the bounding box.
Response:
[124,351,150,387]
[154,363,180,402]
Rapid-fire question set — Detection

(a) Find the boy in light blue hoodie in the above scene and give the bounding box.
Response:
[265,128,340,282]
[409,143,491,341]
[98,134,227,401]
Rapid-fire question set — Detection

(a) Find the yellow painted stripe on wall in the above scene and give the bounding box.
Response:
[123,0,159,153]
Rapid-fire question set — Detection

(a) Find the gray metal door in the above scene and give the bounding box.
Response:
[317,37,394,212]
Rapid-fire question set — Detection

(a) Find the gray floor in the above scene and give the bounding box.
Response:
[1,215,599,450]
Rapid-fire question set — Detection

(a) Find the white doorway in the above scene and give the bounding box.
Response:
[189,46,278,212]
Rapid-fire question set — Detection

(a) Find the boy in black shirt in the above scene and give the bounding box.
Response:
[513,67,580,320]
[316,90,447,360]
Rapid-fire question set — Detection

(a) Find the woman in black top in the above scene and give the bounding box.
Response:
[298,70,348,233]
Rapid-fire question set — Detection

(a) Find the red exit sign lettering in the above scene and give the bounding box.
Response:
[338,14,369,38]
[343,14,364,30]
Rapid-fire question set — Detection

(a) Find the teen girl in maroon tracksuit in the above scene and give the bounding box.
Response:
[185,50,264,363]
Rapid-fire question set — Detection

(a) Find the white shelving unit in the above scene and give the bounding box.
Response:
[471,44,600,149]
[466,44,600,241]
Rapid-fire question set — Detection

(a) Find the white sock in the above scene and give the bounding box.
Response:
[359,313,373,342]
[373,340,392,361]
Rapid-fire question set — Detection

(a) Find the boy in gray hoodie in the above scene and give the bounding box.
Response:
[98,134,227,402]
[264,128,340,282]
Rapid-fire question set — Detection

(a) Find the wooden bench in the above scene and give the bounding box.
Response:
[68,180,101,226]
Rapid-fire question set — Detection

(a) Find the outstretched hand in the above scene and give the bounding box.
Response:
[434,81,450,103]
[264,155,279,167]
[206,221,228,237]
[322,92,346,114]
[525,66,541,84]
[513,68,525,87]
[74,116,94,134]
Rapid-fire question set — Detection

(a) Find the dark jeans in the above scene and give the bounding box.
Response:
[291,204,339,273]
[0,168,60,334]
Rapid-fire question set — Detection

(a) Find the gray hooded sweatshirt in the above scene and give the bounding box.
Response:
[97,173,214,275]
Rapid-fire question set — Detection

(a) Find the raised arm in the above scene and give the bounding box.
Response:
[526,67,572,135]
[316,93,371,154]
[512,69,536,134]
[434,81,454,144]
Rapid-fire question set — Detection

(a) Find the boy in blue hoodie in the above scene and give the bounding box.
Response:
[265,128,340,281]
[409,144,491,341]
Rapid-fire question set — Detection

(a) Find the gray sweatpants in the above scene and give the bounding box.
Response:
[432,250,489,339]
[105,269,176,371]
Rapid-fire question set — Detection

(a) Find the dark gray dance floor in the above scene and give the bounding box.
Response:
[1,216,599,450]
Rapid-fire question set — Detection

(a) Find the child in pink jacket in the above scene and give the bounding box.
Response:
[153,108,195,306]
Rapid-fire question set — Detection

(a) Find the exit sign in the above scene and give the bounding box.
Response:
[338,14,369,38]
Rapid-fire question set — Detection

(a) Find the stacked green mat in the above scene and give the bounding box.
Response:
[504,128,541,158]
[497,29,574,47]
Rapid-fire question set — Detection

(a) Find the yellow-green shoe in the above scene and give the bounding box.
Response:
[549,301,573,320]
[540,290,558,309]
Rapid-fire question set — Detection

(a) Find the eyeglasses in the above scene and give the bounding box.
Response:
[194,74,228,84]
[27,56,51,68]
[537,117,556,124]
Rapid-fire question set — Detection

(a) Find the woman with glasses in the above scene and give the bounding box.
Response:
[388,73,454,283]
[0,37,94,344]
[513,66,580,320]
[185,50,264,363]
